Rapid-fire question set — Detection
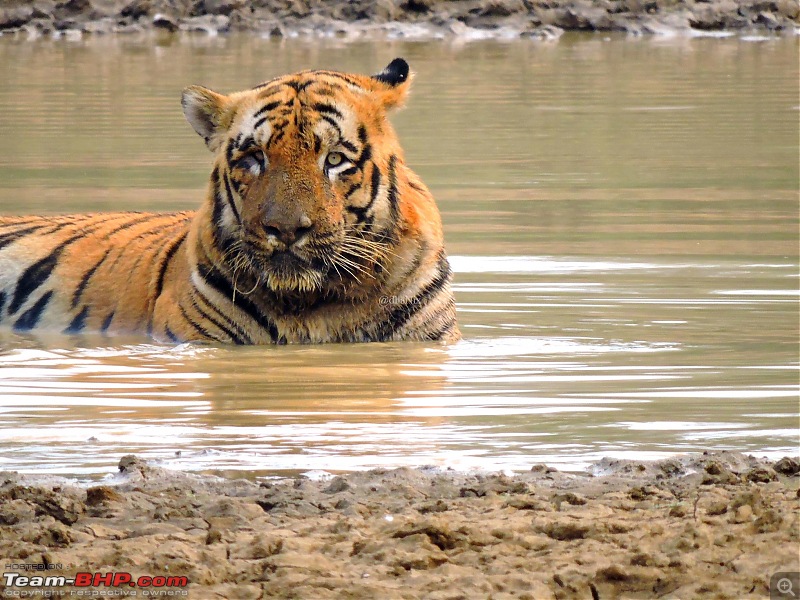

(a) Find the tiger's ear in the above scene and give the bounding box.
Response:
[182,85,230,152]
[370,58,413,110]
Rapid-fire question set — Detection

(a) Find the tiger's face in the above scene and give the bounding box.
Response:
[182,59,412,296]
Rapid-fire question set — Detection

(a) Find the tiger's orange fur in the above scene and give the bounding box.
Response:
[0,59,459,344]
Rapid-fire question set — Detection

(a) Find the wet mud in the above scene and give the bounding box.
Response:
[1,451,798,599]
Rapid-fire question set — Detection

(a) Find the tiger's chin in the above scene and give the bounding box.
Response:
[245,250,327,295]
[263,265,325,294]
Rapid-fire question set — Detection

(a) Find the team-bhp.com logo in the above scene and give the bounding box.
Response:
[2,572,189,597]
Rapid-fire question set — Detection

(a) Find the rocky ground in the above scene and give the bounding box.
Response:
[0,452,798,599]
[0,0,797,40]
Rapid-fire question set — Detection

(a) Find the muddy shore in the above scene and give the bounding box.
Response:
[0,452,798,599]
[0,0,797,40]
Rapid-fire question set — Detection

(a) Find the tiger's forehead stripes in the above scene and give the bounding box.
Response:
[248,73,371,122]
[233,93,366,158]
[252,69,366,97]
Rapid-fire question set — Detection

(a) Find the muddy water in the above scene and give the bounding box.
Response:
[0,33,797,479]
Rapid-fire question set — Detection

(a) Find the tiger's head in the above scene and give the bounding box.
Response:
[181,58,417,298]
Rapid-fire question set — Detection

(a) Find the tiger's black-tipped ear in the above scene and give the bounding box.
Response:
[370,58,412,110]
[372,58,410,87]
[182,85,230,152]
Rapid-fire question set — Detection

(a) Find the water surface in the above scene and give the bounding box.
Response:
[0,33,797,479]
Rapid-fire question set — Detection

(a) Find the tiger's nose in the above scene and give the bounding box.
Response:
[264,214,313,246]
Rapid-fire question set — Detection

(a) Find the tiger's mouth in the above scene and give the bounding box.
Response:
[238,243,328,294]
[230,229,392,295]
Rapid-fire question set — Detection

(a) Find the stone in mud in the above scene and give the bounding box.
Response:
[775,0,799,18]
[2,486,84,525]
[552,492,588,509]
[521,23,565,39]
[620,0,657,12]
[152,11,178,30]
[372,0,401,21]
[476,0,527,17]
[267,549,338,572]
[190,0,245,15]
[54,0,93,18]
[392,520,466,550]
[753,508,784,533]
[537,519,591,540]
[745,466,778,483]
[596,563,631,581]
[689,0,740,28]
[705,500,728,516]
[400,0,434,14]
[181,13,230,33]
[701,461,740,484]
[628,486,655,501]
[285,0,311,18]
[669,503,687,517]
[657,458,685,478]
[207,498,269,521]
[320,0,387,21]
[85,485,123,506]
[774,456,800,476]
[81,16,118,32]
[0,7,34,29]
[754,9,785,27]
[629,551,667,567]
[552,570,589,595]
[571,4,615,29]
[118,454,151,475]
[417,499,449,513]
[205,528,222,544]
[534,1,612,29]
[145,539,219,583]
[0,499,36,525]
[120,0,153,19]
[505,496,548,510]
[323,476,351,494]
[260,20,286,36]
[393,550,448,571]
[226,7,257,29]
[729,487,765,515]
[731,503,753,523]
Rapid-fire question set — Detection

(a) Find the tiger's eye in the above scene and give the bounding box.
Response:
[237,150,266,174]
[326,152,344,167]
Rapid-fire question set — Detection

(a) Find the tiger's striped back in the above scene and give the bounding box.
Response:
[0,213,191,335]
[0,59,459,344]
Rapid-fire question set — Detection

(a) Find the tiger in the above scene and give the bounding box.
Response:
[0,58,459,345]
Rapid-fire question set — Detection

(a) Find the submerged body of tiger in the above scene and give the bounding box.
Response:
[0,59,459,344]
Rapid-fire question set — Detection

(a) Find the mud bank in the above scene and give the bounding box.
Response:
[0,0,797,40]
[0,451,798,599]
